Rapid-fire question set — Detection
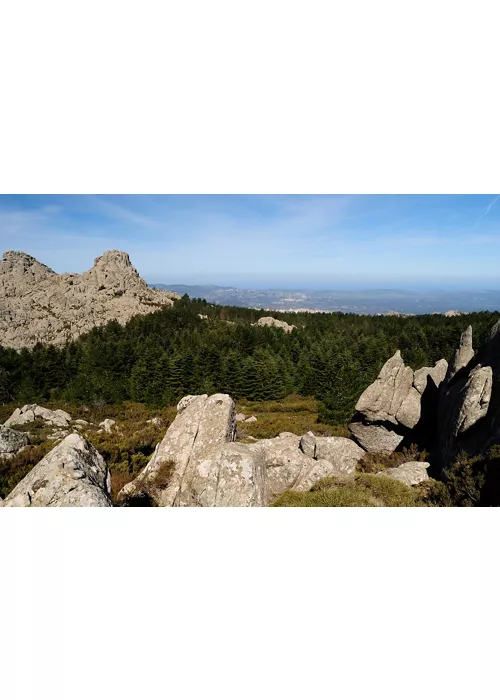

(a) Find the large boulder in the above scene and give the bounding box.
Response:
[355,351,413,425]
[302,435,365,475]
[0,425,30,457]
[350,352,448,452]
[454,365,493,435]
[349,421,404,453]
[376,462,430,486]
[118,394,236,506]
[1,434,112,507]
[4,404,72,428]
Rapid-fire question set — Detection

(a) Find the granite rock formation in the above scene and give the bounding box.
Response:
[349,352,448,452]
[1,434,112,507]
[0,250,178,349]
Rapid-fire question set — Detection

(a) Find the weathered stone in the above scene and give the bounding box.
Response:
[454,365,493,435]
[235,413,247,422]
[260,436,316,502]
[349,421,404,453]
[254,317,296,333]
[413,359,448,394]
[314,437,365,474]
[146,417,162,427]
[74,419,89,427]
[245,416,257,423]
[99,418,116,433]
[119,394,236,506]
[293,459,345,492]
[395,386,422,429]
[4,404,71,428]
[0,249,179,349]
[299,431,317,459]
[447,326,474,381]
[2,434,112,507]
[182,444,267,507]
[377,462,430,486]
[0,425,30,455]
[355,351,414,424]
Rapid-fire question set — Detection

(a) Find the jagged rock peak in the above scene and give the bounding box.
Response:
[0,249,179,349]
[0,250,55,291]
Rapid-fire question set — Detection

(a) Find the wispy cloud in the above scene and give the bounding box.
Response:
[472,194,500,231]
[86,195,161,229]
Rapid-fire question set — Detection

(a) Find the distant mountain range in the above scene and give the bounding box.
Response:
[153,284,500,316]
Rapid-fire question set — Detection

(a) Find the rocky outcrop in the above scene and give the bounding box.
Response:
[4,404,72,428]
[355,351,414,425]
[118,394,237,506]
[254,317,296,333]
[349,352,448,452]
[438,323,500,468]
[118,396,367,506]
[447,326,474,381]
[1,434,112,507]
[0,425,30,457]
[377,462,430,486]
[0,249,179,349]
[454,365,493,435]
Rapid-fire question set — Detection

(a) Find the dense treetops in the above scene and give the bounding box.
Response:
[1,294,498,424]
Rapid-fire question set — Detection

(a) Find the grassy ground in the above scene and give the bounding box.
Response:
[272,474,447,507]
[235,395,348,441]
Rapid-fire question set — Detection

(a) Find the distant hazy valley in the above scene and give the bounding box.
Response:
[154,284,500,315]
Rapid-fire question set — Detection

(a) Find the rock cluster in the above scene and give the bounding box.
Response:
[0,249,179,349]
[4,404,72,428]
[118,394,367,507]
[254,317,297,333]
[349,351,448,452]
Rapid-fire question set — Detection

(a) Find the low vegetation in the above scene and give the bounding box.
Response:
[358,444,429,474]
[272,473,448,507]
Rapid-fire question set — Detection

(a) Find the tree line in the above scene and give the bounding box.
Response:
[0,295,498,424]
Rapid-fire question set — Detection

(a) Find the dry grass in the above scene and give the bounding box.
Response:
[0,444,53,499]
[358,444,429,474]
[235,395,348,440]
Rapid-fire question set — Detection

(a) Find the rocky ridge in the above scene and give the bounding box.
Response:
[0,250,179,349]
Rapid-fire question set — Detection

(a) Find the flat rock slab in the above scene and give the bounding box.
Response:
[376,461,430,487]
[349,421,404,453]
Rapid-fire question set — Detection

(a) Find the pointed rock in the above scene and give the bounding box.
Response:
[454,365,493,435]
[355,351,414,424]
[448,326,474,381]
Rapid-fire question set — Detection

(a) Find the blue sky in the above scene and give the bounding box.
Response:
[0,194,499,289]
